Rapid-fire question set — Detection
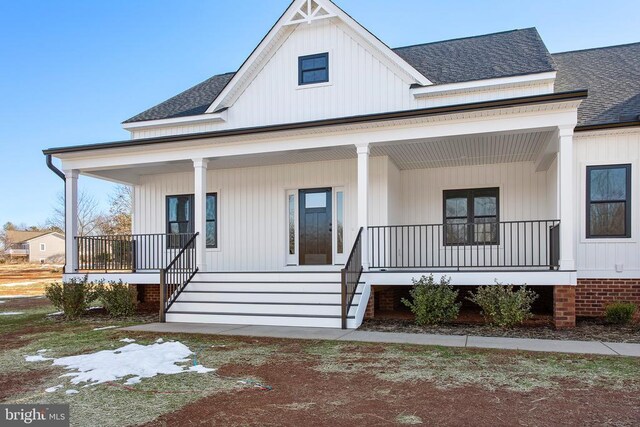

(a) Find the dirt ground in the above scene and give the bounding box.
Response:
[2,297,639,426]
[0,263,62,296]
[361,311,640,343]
[144,341,640,427]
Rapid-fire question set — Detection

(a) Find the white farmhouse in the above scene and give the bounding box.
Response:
[44,0,640,328]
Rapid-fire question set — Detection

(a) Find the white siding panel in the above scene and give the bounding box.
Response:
[398,162,553,226]
[574,129,640,277]
[134,157,389,271]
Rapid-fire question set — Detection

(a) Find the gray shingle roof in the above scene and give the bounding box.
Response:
[123,72,235,123]
[394,28,555,85]
[553,43,640,128]
[124,29,639,130]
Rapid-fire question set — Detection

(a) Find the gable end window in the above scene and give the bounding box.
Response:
[586,164,631,238]
[166,193,218,248]
[443,188,499,246]
[298,53,329,85]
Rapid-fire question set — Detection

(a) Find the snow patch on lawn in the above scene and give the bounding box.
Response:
[25,354,53,362]
[45,385,64,393]
[119,338,136,343]
[0,301,5,304]
[0,312,24,316]
[38,341,216,386]
[65,389,79,395]
[47,311,64,316]
[92,326,116,331]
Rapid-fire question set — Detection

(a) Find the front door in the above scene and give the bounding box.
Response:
[299,188,332,265]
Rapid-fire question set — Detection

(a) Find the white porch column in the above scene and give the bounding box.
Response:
[64,169,79,274]
[356,144,370,269]
[193,158,208,271]
[557,126,575,271]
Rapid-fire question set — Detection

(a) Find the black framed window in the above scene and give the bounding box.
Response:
[443,188,499,245]
[298,53,329,85]
[166,193,218,248]
[586,164,631,238]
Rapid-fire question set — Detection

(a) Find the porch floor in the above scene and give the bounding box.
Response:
[120,323,640,357]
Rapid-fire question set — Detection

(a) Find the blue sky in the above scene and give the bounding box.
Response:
[1,0,638,227]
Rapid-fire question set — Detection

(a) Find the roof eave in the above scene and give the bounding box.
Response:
[43,89,588,156]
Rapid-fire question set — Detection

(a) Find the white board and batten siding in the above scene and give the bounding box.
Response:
[574,128,640,278]
[129,18,554,140]
[133,157,391,271]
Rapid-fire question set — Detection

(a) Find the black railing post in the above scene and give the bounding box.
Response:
[341,268,347,329]
[159,269,166,323]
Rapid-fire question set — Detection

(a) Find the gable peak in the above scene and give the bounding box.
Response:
[286,0,335,26]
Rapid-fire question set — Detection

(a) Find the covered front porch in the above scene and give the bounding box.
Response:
[54,95,582,327]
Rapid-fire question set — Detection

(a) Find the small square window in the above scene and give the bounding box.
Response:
[40,243,46,251]
[299,53,329,85]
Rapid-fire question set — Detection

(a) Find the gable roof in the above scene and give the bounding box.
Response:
[124,28,556,124]
[553,42,640,128]
[7,231,48,244]
[6,231,64,244]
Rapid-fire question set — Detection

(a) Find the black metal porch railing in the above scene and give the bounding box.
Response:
[369,220,560,270]
[76,233,194,272]
[159,232,198,321]
[341,227,364,329]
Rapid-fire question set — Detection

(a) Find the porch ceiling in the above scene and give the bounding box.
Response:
[84,129,554,183]
[371,129,555,169]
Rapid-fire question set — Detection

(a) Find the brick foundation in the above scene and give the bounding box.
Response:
[365,291,375,319]
[137,284,160,303]
[553,286,576,329]
[576,279,640,320]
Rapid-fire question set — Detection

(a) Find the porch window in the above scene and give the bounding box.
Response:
[586,164,631,238]
[443,188,499,245]
[166,193,218,249]
[298,53,329,85]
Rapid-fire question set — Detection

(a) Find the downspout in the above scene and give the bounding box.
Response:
[45,154,66,271]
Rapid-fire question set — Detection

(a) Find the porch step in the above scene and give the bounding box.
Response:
[177,291,362,305]
[166,270,366,328]
[165,312,358,328]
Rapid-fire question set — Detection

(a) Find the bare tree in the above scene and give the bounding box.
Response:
[0,222,17,250]
[100,186,133,235]
[47,190,106,237]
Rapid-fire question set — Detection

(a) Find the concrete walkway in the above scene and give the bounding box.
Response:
[121,322,640,357]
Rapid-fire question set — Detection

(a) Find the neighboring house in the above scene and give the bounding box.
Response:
[44,0,640,329]
[4,231,65,263]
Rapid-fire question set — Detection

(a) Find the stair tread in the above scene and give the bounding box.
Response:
[168,311,355,319]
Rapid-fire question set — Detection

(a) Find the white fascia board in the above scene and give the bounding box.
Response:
[59,102,580,171]
[204,0,305,114]
[122,110,227,131]
[320,0,432,86]
[412,72,557,98]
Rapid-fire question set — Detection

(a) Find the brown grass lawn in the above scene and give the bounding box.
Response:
[0,298,639,426]
[0,263,62,297]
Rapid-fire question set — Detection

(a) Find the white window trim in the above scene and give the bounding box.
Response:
[333,186,346,265]
[40,243,46,252]
[286,189,299,266]
[206,189,222,253]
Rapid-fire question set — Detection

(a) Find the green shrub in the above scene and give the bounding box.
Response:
[99,281,137,317]
[467,283,538,327]
[45,276,99,319]
[401,275,461,326]
[605,302,637,325]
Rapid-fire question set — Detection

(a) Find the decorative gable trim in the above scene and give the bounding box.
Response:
[285,0,335,26]
[204,0,431,114]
